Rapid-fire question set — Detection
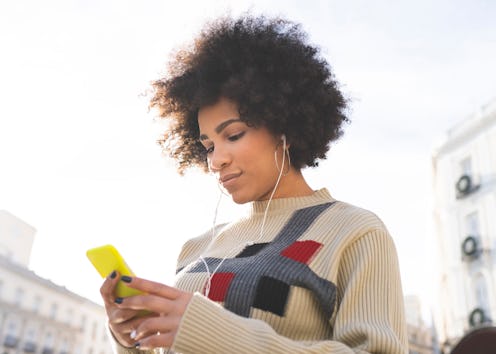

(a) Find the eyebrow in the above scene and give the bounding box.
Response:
[199,118,242,141]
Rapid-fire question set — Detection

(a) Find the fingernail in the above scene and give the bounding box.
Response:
[134,342,140,348]
[130,329,137,339]
[109,271,117,279]
[121,275,132,283]
[114,297,123,304]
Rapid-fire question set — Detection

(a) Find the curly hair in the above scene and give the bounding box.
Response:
[150,14,349,174]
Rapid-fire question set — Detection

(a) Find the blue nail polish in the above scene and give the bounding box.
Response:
[134,342,140,348]
[114,297,123,304]
[110,271,117,279]
[121,275,132,283]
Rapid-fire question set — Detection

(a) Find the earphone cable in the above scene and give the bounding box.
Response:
[201,137,287,297]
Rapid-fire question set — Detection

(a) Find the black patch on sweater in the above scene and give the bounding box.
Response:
[235,243,270,258]
[253,276,290,316]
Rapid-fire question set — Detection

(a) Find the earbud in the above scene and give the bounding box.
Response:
[281,134,287,150]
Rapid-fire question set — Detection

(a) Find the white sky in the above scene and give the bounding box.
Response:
[1,0,496,322]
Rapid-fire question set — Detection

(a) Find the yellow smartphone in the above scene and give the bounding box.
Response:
[86,244,142,297]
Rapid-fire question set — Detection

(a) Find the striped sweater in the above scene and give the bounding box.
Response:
[113,188,408,353]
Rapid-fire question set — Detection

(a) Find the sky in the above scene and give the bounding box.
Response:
[1,0,496,323]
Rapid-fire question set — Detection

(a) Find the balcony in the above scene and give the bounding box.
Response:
[42,347,54,354]
[3,334,19,348]
[23,341,37,353]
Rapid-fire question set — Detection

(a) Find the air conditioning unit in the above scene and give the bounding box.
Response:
[456,174,481,198]
[469,307,491,328]
[461,236,481,260]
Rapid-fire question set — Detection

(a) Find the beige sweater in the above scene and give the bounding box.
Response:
[113,189,408,353]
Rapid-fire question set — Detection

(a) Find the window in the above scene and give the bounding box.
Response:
[91,321,98,340]
[102,326,108,341]
[32,295,42,313]
[24,326,36,343]
[461,212,482,259]
[466,212,480,236]
[460,156,472,176]
[43,332,54,347]
[474,273,489,311]
[49,303,58,320]
[60,338,69,352]
[65,308,73,325]
[14,287,24,307]
[25,327,35,339]
[80,315,87,331]
[6,320,18,336]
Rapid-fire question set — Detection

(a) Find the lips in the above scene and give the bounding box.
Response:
[220,172,242,188]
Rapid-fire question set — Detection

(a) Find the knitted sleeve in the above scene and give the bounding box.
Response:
[170,229,408,354]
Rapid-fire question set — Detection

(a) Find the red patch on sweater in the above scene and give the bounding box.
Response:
[280,240,323,264]
[204,272,235,302]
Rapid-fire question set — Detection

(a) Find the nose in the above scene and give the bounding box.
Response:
[208,145,231,172]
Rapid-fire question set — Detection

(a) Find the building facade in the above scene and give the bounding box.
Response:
[404,295,438,354]
[0,211,111,354]
[432,99,496,352]
[0,211,36,266]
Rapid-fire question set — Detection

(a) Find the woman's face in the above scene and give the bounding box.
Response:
[198,97,287,204]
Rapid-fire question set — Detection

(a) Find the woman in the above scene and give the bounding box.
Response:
[100,15,408,353]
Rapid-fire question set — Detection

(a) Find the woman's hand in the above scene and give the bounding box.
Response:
[101,272,193,350]
[100,271,147,347]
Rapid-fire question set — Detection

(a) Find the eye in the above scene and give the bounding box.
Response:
[205,145,214,154]
[228,131,245,142]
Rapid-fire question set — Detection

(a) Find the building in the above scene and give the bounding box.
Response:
[432,99,496,352]
[0,210,111,354]
[0,211,36,266]
[405,295,438,354]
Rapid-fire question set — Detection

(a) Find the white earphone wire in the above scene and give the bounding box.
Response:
[200,135,287,297]
[258,136,286,243]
